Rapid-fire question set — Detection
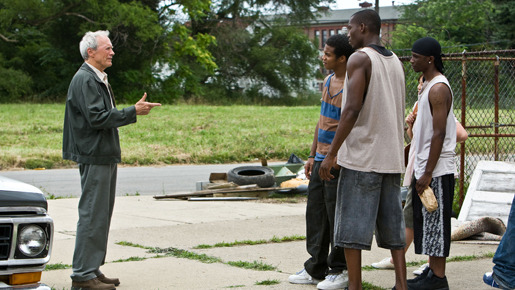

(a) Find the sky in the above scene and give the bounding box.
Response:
[332,0,416,9]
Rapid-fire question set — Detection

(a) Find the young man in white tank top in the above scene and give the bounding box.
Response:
[407,37,456,290]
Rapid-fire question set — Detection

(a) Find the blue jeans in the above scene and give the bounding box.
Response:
[304,161,347,280]
[492,195,515,289]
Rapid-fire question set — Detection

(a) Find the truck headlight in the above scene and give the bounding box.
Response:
[18,225,47,257]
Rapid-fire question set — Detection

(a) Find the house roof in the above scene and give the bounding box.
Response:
[311,6,402,25]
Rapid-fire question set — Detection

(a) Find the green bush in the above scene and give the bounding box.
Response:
[0,66,33,102]
[24,158,54,170]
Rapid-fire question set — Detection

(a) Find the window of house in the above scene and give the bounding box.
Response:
[322,30,327,46]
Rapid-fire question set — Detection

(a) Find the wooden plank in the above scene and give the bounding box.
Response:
[213,191,270,198]
[188,197,259,201]
[153,186,284,200]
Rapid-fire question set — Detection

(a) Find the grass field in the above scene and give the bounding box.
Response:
[0,104,320,170]
[1,104,512,172]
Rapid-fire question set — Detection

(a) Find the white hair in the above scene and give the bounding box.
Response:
[79,30,110,60]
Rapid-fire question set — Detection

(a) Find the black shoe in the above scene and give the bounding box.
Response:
[408,265,431,284]
[407,269,449,290]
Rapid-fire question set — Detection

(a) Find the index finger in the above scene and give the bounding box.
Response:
[148,102,161,107]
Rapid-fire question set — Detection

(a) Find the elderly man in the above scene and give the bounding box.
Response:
[63,30,160,290]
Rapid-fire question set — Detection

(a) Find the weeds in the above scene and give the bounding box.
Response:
[194,235,305,249]
[255,279,280,285]
[45,263,72,271]
[116,241,277,271]
[226,260,276,271]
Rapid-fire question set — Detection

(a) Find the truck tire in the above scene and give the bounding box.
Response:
[227,166,275,188]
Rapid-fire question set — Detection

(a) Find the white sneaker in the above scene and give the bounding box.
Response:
[317,271,349,289]
[413,263,429,275]
[371,257,394,269]
[288,268,321,285]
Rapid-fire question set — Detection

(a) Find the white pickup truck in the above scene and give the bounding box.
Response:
[0,175,53,289]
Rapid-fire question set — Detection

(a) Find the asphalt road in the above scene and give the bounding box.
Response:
[0,162,269,198]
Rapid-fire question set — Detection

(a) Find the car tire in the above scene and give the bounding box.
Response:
[227,166,275,188]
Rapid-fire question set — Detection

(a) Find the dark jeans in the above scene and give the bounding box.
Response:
[304,161,347,280]
[492,195,515,289]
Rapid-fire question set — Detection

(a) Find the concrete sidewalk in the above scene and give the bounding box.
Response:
[43,196,499,289]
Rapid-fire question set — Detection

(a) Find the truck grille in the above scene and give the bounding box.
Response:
[0,224,13,260]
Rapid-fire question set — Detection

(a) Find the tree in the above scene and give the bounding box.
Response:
[188,0,328,101]
[390,0,495,53]
[0,0,216,103]
[490,0,515,48]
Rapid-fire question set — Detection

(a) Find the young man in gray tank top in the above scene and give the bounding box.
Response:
[319,9,407,290]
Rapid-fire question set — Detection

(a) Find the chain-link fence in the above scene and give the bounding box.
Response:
[399,49,515,211]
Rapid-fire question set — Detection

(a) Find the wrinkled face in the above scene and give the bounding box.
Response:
[410,52,430,73]
[322,44,339,71]
[346,16,362,49]
[88,35,114,72]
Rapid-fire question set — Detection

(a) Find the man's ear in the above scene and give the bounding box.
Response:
[428,55,435,64]
[87,47,95,58]
[338,55,347,64]
[360,22,366,33]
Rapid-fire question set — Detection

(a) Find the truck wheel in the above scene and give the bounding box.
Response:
[227,166,275,188]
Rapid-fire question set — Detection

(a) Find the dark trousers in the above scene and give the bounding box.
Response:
[304,161,347,280]
[71,163,117,281]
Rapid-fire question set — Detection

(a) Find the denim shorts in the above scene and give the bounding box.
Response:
[334,167,405,251]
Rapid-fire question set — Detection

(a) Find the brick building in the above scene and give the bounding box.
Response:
[305,5,402,90]
[305,5,402,49]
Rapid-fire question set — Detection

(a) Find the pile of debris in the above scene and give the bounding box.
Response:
[154,154,308,201]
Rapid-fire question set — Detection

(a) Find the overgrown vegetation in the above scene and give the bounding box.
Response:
[255,279,280,286]
[115,241,276,271]
[0,104,319,170]
[389,0,513,54]
[3,103,509,171]
[45,262,71,271]
[0,0,325,104]
[194,235,305,249]
[2,0,512,104]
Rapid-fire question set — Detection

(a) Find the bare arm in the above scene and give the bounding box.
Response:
[304,121,319,180]
[456,121,468,143]
[319,51,370,181]
[406,112,416,140]
[406,102,418,140]
[415,83,452,194]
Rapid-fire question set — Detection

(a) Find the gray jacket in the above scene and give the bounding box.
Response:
[62,63,137,164]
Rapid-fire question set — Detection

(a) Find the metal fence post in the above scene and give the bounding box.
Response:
[459,51,467,207]
[494,56,500,160]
